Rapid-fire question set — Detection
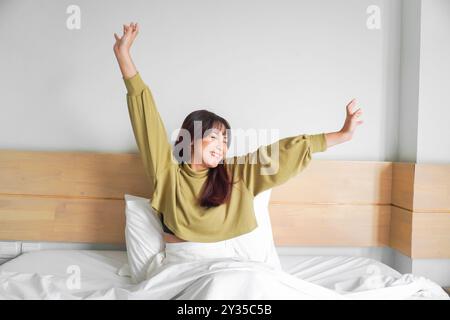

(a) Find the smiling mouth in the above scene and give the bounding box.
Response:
[210,151,221,160]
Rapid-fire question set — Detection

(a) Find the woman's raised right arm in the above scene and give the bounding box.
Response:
[114,23,139,79]
[114,23,176,190]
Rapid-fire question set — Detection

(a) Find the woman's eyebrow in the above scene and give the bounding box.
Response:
[212,128,225,135]
[211,127,228,140]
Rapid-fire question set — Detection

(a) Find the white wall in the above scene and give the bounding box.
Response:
[398,0,450,164]
[397,0,421,162]
[0,0,401,160]
[417,0,450,164]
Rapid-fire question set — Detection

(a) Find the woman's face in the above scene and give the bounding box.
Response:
[191,124,228,169]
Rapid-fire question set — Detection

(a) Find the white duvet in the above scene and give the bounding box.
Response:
[0,254,448,300]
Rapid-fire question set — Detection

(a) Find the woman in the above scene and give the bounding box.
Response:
[113,22,363,262]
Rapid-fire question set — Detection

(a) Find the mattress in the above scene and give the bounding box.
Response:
[0,250,447,299]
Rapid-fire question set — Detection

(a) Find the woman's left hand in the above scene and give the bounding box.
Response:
[339,98,364,141]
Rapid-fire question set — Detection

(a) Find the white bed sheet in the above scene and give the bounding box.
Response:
[0,250,447,300]
[0,250,398,290]
[0,250,132,295]
[279,255,403,291]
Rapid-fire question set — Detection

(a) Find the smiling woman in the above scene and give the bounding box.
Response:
[120,70,329,244]
[114,22,347,245]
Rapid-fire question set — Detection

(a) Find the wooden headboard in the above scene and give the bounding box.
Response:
[0,150,449,259]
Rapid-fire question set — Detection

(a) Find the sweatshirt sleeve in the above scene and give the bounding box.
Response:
[228,133,327,197]
[123,72,175,189]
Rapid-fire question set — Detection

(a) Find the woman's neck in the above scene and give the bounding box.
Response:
[188,162,208,171]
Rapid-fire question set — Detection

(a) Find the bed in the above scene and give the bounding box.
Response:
[0,249,447,300]
[0,150,449,299]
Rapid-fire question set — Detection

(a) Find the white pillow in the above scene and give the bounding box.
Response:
[227,189,282,270]
[120,189,281,283]
[122,194,164,284]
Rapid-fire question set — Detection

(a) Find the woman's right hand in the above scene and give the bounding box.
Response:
[114,22,139,57]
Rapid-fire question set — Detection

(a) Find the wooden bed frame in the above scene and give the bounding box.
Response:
[0,149,449,259]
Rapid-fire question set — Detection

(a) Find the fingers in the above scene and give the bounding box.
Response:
[345,98,364,126]
[122,22,139,37]
[353,108,363,117]
[353,108,364,126]
[346,99,364,117]
[346,98,356,114]
[130,22,139,36]
[117,22,139,50]
[128,22,137,32]
[124,23,132,34]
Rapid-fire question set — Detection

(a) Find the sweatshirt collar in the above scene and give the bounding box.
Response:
[181,161,209,178]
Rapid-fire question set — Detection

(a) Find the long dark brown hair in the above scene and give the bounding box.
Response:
[173,109,240,208]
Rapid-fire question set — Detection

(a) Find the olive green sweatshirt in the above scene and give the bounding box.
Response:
[124,72,328,242]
